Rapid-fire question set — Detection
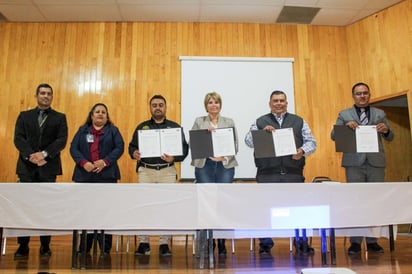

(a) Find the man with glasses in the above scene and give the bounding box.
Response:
[331,82,394,255]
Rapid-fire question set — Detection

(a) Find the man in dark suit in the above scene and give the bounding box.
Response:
[13,83,68,258]
[331,82,394,255]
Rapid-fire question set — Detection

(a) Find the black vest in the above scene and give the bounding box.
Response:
[254,113,305,174]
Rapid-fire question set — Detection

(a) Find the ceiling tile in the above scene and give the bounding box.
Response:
[119,4,199,22]
[0,5,44,21]
[317,0,369,9]
[363,0,404,9]
[311,8,358,26]
[33,0,117,4]
[0,0,32,3]
[39,5,122,21]
[284,0,318,6]
[200,5,281,23]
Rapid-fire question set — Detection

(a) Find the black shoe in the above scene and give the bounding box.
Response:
[134,243,150,256]
[39,245,52,256]
[159,244,172,257]
[258,244,271,255]
[296,239,315,255]
[14,245,29,258]
[367,242,384,253]
[348,243,361,255]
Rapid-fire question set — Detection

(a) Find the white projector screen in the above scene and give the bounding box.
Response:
[180,56,295,180]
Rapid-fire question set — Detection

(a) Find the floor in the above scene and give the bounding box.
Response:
[1,233,412,273]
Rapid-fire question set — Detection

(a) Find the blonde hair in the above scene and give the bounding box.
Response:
[203,92,222,112]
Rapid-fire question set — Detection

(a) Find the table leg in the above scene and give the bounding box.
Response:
[389,225,395,252]
[101,230,105,257]
[198,230,206,269]
[0,227,3,257]
[208,229,214,269]
[71,230,78,269]
[320,229,327,265]
[81,230,87,269]
[329,228,336,265]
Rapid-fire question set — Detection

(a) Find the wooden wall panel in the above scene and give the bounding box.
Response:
[0,1,410,183]
[345,0,412,183]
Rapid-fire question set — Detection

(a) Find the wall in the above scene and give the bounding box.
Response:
[0,0,410,183]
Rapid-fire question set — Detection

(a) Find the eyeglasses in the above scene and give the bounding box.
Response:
[354,91,370,96]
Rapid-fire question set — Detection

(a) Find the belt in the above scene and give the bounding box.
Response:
[258,167,302,176]
[140,162,174,170]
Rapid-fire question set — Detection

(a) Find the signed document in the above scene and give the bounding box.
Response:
[211,127,236,157]
[356,125,379,153]
[138,128,183,158]
[251,128,297,158]
[272,128,297,157]
[189,128,236,159]
[333,125,378,153]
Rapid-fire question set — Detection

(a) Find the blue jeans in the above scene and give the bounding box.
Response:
[195,159,234,183]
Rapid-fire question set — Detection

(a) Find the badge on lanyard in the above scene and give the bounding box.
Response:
[86,134,94,143]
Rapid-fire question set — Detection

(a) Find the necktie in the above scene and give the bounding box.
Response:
[38,110,45,126]
[360,108,368,125]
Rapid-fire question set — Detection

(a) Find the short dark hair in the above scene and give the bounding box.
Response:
[36,83,53,95]
[85,103,113,126]
[270,90,287,100]
[150,94,167,105]
[351,82,370,94]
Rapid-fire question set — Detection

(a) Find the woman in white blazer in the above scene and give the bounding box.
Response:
[190,91,239,255]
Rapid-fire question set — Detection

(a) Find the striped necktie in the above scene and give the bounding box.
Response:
[38,110,46,126]
[360,108,368,125]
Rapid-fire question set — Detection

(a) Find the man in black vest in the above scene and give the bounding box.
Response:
[13,83,68,258]
[245,90,317,255]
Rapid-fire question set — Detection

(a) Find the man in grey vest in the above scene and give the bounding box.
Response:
[331,82,394,255]
[245,90,317,255]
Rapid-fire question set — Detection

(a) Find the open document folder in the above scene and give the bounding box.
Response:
[333,125,379,153]
[189,127,236,159]
[251,128,297,158]
[138,128,183,158]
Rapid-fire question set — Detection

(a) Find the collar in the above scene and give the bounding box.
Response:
[150,117,167,125]
[37,107,50,114]
[272,112,287,119]
[354,105,370,112]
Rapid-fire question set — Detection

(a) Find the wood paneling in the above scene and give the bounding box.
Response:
[0,0,410,183]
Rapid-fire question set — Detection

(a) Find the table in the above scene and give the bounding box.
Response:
[1,182,411,268]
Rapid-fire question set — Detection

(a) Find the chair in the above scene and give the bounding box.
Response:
[311,176,332,183]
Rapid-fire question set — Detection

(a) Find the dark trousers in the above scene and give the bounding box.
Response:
[18,236,51,247]
[79,233,112,253]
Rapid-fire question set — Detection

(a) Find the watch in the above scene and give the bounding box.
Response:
[42,150,48,158]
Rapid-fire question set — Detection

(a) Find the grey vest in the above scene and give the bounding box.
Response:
[255,113,305,174]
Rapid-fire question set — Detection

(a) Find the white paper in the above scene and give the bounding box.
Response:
[356,125,379,152]
[160,128,183,156]
[272,128,297,157]
[211,128,236,157]
[138,129,162,158]
[138,128,183,158]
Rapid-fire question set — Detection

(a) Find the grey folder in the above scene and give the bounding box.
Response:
[333,125,356,153]
[251,130,276,158]
[189,129,214,159]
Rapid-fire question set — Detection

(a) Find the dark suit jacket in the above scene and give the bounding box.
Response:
[14,107,68,178]
[70,124,124,182]
[331,106,394,168]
